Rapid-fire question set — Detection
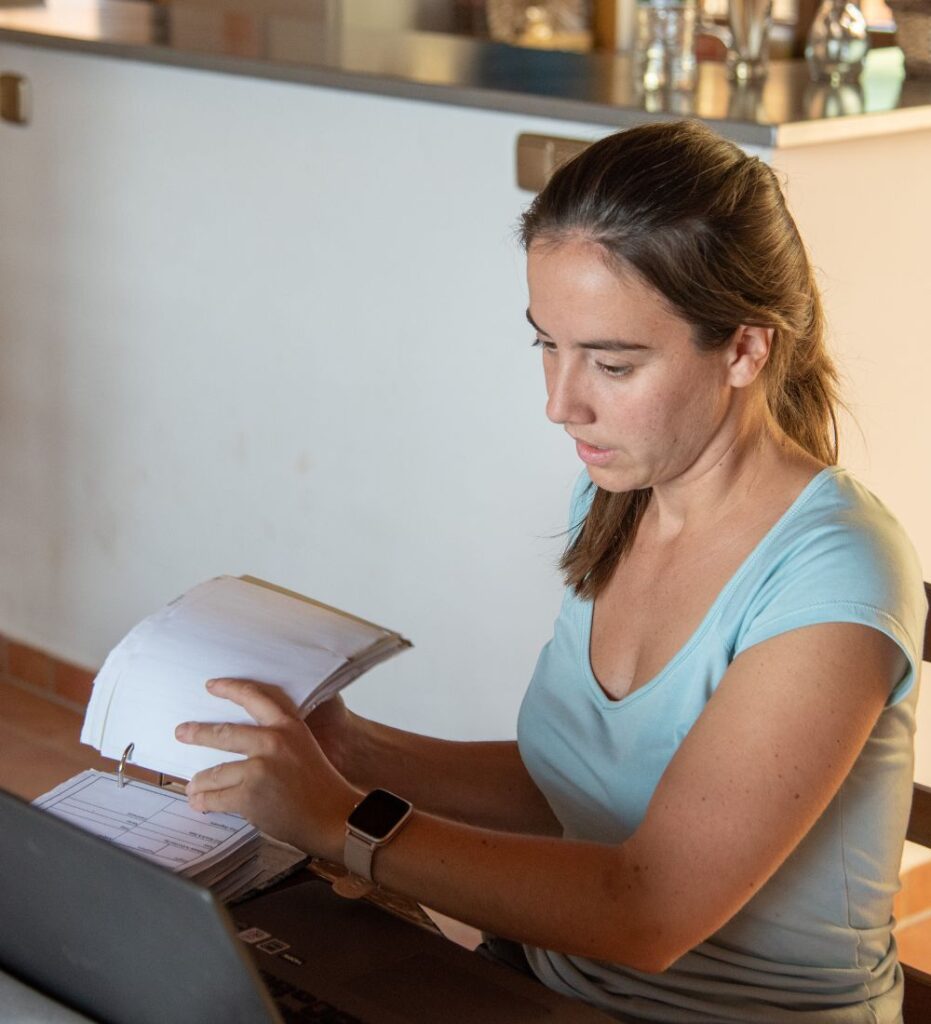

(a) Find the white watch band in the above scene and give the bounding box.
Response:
[343,830,377,882]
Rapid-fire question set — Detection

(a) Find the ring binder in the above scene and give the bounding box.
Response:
[117,742,135,789]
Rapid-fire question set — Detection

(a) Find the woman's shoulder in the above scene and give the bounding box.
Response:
[778,466,920,576]
[729,466,927,699]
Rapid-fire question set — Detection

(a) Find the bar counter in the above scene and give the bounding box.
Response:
[2,0,931,147]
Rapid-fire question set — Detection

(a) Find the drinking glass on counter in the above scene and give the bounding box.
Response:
[693,0,775,83]
[725,0,774,82]
[633,0,774,92]
[635,0,700,91]
[805,0,869,84]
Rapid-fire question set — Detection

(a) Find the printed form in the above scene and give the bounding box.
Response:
[35,770,256,874]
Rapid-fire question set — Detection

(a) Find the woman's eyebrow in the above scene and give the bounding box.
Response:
[525,308,651,352]
[526,308,550,336]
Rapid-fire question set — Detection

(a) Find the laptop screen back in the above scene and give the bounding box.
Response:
[0,786,280,1024]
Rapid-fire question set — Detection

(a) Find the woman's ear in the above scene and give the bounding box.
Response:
[726,325,773,389]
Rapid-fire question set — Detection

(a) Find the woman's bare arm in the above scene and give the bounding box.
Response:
[309,698,560,835]
[181,621,905,974]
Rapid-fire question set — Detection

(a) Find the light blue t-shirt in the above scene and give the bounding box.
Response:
[518,467,927,1024]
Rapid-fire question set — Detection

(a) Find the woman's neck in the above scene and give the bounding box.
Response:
[643,396,823,544]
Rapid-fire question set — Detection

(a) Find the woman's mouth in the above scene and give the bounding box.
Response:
[574,439,615,466]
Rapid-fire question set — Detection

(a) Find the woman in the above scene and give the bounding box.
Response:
[176,121,926,1022]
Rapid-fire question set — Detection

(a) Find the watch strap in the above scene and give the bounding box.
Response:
[343,829,377,881]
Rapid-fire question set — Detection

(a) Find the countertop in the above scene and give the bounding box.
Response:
[2,0,931,147]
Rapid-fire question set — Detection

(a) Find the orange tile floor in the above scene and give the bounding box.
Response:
[1,676,929,972]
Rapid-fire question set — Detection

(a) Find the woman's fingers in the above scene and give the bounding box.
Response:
[188,786,239,814]
[187,759,246,796]
[205,677,299,725]
[175,719,264,754]
[175,678,303,761]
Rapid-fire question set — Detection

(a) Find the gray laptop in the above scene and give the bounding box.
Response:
[0,787,611,1023]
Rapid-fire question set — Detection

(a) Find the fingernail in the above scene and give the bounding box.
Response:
[206,679,217,690]
[175,723,190,740]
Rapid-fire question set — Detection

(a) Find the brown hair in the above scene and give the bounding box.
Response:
[519,120,840,599]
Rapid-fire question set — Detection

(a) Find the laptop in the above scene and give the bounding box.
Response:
[0,787,612,1023]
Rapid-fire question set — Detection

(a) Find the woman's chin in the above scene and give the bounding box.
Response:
[585,464,648,494]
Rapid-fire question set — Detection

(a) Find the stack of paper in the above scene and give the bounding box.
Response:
[34,770,301,902]
[80,575,411,781]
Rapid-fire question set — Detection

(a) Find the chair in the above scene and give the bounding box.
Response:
[901,581,931,1021]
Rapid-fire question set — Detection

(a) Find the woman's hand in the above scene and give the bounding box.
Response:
[175,678,359,857]
[304,693,354,775]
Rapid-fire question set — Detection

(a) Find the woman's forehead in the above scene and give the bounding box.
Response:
[527,241,688,342]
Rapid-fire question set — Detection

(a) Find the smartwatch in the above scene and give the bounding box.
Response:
[343,788,413,883]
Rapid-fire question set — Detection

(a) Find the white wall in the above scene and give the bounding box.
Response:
[774,135,931,786]
[0,43,622,739]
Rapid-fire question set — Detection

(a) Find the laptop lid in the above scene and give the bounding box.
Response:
[0,786,281,1024]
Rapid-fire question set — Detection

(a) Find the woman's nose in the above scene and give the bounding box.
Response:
[546,367,593,426]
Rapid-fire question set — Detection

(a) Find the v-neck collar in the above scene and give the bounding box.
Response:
[579,467,841,711]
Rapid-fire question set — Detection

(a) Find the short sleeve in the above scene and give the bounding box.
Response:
[732,473,927,707]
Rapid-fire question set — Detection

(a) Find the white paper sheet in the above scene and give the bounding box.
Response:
[34,771,257,875]
[80,576,410,780]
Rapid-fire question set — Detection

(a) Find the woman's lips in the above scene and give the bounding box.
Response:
[575,439,615,466]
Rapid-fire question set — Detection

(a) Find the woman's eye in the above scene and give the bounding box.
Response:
[597,363,632,379]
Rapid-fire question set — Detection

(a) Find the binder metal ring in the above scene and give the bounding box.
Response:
[117,742,135,789]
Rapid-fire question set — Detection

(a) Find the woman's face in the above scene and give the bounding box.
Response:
[527,238,737,495]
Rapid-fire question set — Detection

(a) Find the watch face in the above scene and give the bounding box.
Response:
[347,789,411,841]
